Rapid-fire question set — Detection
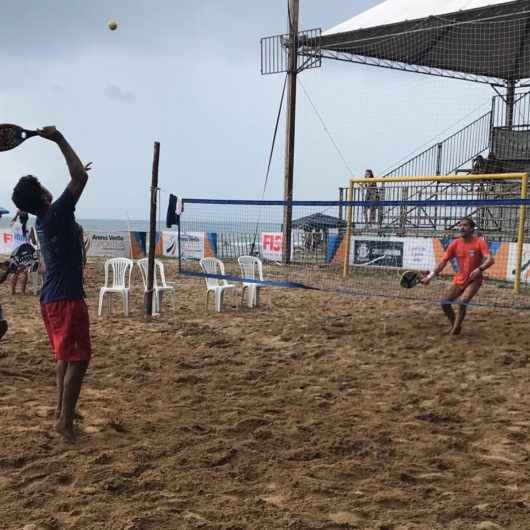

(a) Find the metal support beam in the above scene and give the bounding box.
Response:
[506,79,516,129]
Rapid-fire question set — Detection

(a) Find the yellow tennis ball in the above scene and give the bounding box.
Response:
[107,20,118,31]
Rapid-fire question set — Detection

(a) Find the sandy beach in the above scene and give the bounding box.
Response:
[1,258,530,529]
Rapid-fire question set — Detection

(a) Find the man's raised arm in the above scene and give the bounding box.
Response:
[37,126,90,203]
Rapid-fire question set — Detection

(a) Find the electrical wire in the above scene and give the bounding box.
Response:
[250,74,288,254]
[298,77,354,178]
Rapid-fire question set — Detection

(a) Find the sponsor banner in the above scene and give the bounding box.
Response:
[483,240,510,281]
[85,231,131,258]
[0,229,27,255]
[506,242,530,283]
[205,233,217,258]
[326,233,343,263]
[352,238,404,268]
[130,231,147,259]
[162,230,205,260]
[145,232,164,257]
[402,238,436,271]
[336,235,436,271]
[260,232,285,262]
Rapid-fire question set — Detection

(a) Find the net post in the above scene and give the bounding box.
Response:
[145,141,160,319]
[177,214,182,274]
[342,181,353,278]
[514,172,528,295]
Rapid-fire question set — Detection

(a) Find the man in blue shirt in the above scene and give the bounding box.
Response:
[12,126,92,442]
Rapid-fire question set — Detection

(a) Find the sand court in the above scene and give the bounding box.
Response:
[1,258,530,529]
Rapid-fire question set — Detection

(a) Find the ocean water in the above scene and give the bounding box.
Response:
[0,216,283,234]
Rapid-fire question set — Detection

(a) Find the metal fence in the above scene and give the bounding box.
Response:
[384,111,492,178]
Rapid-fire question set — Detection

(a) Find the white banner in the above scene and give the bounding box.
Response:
[260,232,283,262]
[162,230,206,260]
[84,231,131,258]
[506,242,530,283]
[402,237,436,271]
[349,235,435,270]
[0,229,27,255]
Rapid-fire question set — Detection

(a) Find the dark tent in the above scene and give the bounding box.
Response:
[292,212,346,230]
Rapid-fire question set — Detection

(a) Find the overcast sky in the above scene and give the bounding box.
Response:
[0,0,493,220]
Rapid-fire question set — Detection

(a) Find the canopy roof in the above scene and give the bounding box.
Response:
[292,212,346,230]
[324,0,516,35]
[313,0,530,84]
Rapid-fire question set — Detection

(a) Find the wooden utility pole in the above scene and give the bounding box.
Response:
[145,141,160,318]
[282,0,299,264]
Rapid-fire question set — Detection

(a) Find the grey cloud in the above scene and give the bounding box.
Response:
[0,1,377,62]
[105,84,135,103]
[5,0,478,221]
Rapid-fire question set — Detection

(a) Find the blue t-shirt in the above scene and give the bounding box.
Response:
[36,189,85,304]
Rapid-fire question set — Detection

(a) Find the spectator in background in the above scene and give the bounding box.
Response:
[14,210,29,238]
[10,210,30,295]
[363,169,381,227]
[471,155,485,174]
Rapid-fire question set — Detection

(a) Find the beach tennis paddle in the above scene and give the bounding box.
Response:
[0,124,39,152]
[400,270,423,289]
[7,243,38,272]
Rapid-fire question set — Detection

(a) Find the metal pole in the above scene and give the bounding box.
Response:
[145,141,160,318]
[177,214,182,274]
[514,172,528,295]
[342,182,353,278]
[435,142,443,176]
[434,142,443,230]
[489,95,496,146]
[506,80,516,130]
[282,0,299,264]
[338,187,344,221]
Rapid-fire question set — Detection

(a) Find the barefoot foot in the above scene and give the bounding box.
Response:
[450,324,462,336]
[55,421,77,443]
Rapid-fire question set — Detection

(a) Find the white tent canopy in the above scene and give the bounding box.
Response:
[324,0,517,35]
[310,0,530,83]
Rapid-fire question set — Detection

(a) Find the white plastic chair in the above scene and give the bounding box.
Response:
[98,258,133,317]
[199,257,235,312]
[238,256,271,308]
[137,258,176,315]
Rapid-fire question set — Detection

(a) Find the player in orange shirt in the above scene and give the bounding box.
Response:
[422,217,494,335]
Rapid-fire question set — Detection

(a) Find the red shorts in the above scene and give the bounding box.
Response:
[453,273,483,290]
[41,299,91,362]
